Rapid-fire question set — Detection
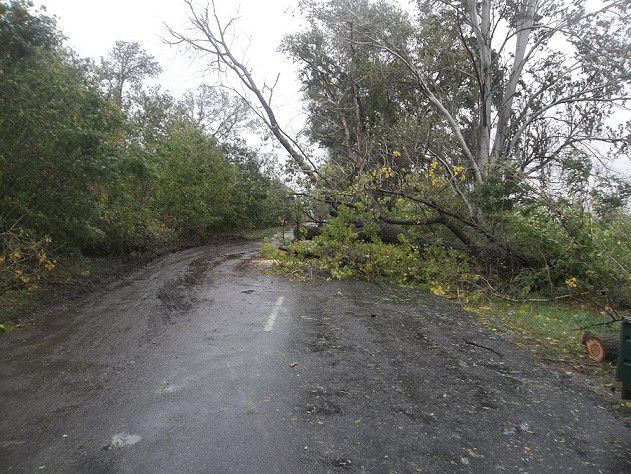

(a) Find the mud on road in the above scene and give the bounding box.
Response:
[1,239,629,472]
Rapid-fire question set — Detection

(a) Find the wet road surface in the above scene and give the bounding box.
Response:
[1,239,629,472]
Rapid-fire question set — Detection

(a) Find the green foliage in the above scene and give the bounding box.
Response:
[497,204,631,304]
[264,212,480,297]
[281,0,417,158]
[0,2,288,308]
[221,142,291,229]
[272,196,631,308]
[0,223,56,295]
[0,1,60,64]
[0,46,124,250]
[152,124,234,233]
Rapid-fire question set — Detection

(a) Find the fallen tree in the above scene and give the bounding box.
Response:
[168,0,630,304]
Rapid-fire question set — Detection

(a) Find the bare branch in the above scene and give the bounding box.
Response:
[166,0,319,184]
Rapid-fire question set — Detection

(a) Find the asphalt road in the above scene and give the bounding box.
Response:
[1,238,629,472]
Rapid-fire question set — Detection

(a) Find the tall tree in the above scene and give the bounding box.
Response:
[375,0,631,184]
[281,0,415,174]
[99,41,162,109]
[168,0,629,277]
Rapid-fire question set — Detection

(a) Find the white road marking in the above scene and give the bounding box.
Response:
[158,383,181,394]
[108,433,141,449]
[264,296,285,332]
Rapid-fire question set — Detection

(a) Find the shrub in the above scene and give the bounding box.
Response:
[0,222,56,295]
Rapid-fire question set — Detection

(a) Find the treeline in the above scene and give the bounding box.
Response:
[0,2,288,297]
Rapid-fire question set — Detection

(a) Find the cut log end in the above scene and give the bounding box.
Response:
[585,338,607,362]
[581,331,619,363]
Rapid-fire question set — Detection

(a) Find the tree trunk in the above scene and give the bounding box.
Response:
[491,0,537,164]
[466,0,492,177]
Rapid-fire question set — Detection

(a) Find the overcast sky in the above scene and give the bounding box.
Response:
[35,0,311,136]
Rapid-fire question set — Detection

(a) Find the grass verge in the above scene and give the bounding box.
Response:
[462,300,629,414]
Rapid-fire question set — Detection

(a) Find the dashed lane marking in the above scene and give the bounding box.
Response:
[264,296,285,331]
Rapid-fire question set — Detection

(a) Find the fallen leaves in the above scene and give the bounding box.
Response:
[465,448,484,459]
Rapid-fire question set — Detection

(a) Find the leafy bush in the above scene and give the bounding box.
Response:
[0,222,56,295]
[264,212,481,298]
[497,205,631,305]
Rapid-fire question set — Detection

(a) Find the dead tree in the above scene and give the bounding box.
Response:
[166,0,318,185]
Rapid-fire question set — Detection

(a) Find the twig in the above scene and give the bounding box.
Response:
[464,340,503,357]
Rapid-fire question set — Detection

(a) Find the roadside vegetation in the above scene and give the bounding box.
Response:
[0,1,290,321]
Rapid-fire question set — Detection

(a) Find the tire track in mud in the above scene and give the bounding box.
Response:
[156,253,220,320]
[155,250,248,321]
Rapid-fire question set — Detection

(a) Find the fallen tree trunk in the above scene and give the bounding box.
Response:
[293,222,323,240]
[293,191,532,267]
[278,245,321,259]
[373,221,471,253]
[294,218,528,268]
